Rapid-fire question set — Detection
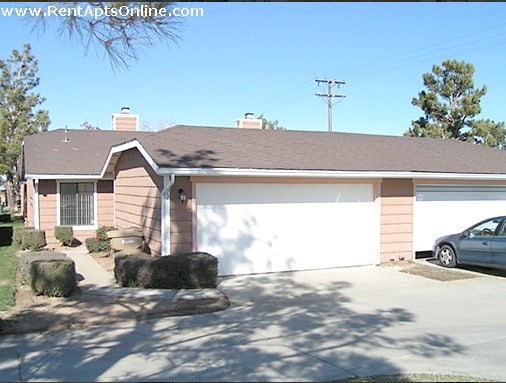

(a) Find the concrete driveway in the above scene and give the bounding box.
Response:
[1,264,506,382]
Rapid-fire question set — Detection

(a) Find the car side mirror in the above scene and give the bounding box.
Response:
[461,230,471,238]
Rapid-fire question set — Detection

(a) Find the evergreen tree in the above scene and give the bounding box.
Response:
[0,44,50,210]
[405,59,506,148]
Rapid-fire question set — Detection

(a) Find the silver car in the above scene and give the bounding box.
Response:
[432,215,506,269]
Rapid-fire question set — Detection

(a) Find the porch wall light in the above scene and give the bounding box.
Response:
[178,188,187,204]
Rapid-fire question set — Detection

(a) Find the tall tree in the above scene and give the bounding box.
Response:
[405,59,506,147]
[257,114,286,130]
[0,44,50,210]
[469,119,506,149]
[405,59,486,140]
[30,2,182,70]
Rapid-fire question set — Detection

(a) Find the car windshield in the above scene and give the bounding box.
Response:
[468,217,503,237]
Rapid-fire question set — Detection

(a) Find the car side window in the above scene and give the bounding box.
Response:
[469,218,502,237]
[498,220,506,237]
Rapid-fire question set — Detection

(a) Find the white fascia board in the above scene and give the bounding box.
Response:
[24,174,100,180]
[156,167,506,181]
[99,139,159,177]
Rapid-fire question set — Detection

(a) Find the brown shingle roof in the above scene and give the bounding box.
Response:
[139,125,506,174]
[23,125,506,177]
[23,129,154,176]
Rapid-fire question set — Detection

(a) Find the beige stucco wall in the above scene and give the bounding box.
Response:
[114,148,163,256]
[38,180,58,247]
[25,179,35,228]
[170,176,193,254]
[380,178,414,262]
[97,180,114,227]
[28,179,114,248]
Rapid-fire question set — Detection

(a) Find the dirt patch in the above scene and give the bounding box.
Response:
[0,250,229,336]
[380,260,480,281]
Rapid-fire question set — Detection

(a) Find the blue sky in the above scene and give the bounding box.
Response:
[1,2,506,136]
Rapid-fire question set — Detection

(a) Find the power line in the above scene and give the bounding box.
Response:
[337,23,506,81]
[315,79,345,132]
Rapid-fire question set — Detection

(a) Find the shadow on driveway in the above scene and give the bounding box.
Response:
[1,266,476,381]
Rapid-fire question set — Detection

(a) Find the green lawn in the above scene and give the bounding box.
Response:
[0,215,23,311]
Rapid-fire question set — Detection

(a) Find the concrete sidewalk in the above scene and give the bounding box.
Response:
[64,246,116,288]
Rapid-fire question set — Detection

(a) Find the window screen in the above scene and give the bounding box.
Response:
[60,182,94,226]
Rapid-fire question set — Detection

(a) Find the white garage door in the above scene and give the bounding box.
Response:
[196,183,378,276]
[414,185,506,252]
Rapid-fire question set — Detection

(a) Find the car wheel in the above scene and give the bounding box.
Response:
[438,244,457,268]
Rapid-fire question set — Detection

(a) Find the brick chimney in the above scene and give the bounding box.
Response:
[236,112,263,129]
[112,107,139,131]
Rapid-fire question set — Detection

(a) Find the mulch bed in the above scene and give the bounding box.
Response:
[381,260,480,281]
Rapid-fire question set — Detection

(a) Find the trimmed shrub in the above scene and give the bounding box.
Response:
[0,226,13,246]
[0,213,10,223]
[54,226,74,246]
[20,251,68,284]
[114,252,218,289]
[85,237,111,253]
[21,229,47,251]
[114,253,153,287]
[85,225,116,253]
[30,259,76,297]
[13,226,35,244]
[96,225,117,241]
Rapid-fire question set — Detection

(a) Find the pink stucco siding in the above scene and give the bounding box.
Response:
[380,178,414,262]
[24,179,115,248]
[170,176,193,254]
[114,148,163,256]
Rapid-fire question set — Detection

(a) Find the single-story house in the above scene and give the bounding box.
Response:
[21,109,506,276]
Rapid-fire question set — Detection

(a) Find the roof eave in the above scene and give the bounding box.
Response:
[156,167,506,180]
[99,139,160,178]
[24,174,101,180]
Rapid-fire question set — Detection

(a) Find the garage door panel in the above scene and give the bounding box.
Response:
[197,183,377,275]
[197,183,373,205]
[414,185,506,252]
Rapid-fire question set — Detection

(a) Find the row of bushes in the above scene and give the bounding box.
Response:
[12,224,219,292]
[19,249,217,295]
[12,225,73,251]
[8,225,117,251]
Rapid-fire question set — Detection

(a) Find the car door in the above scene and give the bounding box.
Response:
[489,218,506,268]
[456,217,501,266]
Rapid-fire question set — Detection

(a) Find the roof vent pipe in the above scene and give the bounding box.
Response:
[63,126,70,142]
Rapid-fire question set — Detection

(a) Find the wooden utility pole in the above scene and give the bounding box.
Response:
[315,79,345,132]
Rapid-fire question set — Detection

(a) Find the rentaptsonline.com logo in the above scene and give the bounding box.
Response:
[1,4,204,18]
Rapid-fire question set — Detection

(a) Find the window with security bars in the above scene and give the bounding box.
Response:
[60,182,94,226]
